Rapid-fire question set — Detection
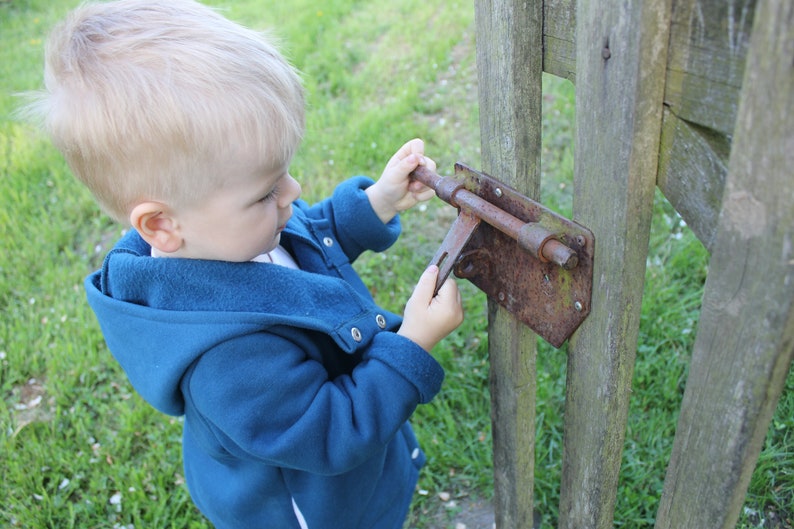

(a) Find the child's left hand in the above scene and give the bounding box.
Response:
[366,138,437,223]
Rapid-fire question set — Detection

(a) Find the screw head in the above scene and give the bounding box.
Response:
[574,301,584,312]
[494,188,503,198]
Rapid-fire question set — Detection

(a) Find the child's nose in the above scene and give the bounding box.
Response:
[279,174,301,207]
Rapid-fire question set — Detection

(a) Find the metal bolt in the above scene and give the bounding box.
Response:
[576,235,586,247]
[494,188,503,198]
[498,292,505,301]
[574,301,583,312]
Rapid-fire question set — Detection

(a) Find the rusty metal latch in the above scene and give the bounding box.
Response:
[410,163,595,348]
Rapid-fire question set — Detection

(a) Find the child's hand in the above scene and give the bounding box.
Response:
[366,138,437,223]
[398,265,464,352]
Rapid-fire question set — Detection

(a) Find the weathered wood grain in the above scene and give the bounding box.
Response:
[543,0,752,242]
[543,0,576,82]
[541,0,754,136]
[655,0,794,526]
[560,0,673,527]
[664,0,755,136]
[654,0,756,247]
[474,0,544,526]
[657,107,730,251]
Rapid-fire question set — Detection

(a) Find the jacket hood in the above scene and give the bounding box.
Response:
[85,226,394,416]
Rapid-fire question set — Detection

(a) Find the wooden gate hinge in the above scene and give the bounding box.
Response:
[410,162,595,348]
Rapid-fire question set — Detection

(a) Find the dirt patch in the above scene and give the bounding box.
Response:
[409,495,555,529]
[448,498,495,529]
[408,497,495,529]
[10,377,53,436]
[743,506,794,529]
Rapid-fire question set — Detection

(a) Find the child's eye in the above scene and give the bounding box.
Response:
[258,187,280,203]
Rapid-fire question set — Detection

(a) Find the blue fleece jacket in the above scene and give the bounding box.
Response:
[85,177,445,529]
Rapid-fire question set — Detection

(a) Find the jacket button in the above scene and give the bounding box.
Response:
[375,314,386,328]
[323,237,334,247]
[351,327,362,342]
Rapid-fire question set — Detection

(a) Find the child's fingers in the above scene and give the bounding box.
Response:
[435,278,464,328]
[406,138,425,157]
[408,179,435,199]
[399,153,424,173]
[414,187,436,203]
[436,276,456,296]
[387,138,424,167]
[413,265,440,303]
[436,277,461,307]
[385,153,426,189]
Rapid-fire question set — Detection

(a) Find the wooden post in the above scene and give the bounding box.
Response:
[560,0,673,527]
[474,0,542,527]
[655,0,794,526]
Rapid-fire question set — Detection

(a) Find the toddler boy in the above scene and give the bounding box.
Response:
[27,1,463,528]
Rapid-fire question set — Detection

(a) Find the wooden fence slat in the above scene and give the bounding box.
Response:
[655,0,794,526]
[474,0,543,526]
[655,0,757,252]
[542,0,576,82]
[657,107,729,251]
[664,0,756,137]
[541,0,754,253]
[539,0,753,137]
[560,0,673,527]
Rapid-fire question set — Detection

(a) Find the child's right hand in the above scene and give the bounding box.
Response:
[398,265,464,352]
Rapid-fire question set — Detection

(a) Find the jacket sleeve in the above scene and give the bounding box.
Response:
[300,176,401,261]
[182,328,443,475]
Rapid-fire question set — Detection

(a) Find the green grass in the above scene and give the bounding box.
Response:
[2,1,792,528]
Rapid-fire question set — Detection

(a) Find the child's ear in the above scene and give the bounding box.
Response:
[129,202,183,254]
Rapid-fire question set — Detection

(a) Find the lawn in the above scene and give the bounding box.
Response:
[1,1,791,528]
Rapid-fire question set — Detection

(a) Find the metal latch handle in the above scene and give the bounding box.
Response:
[411,165,578,269]
[409,162,595,348]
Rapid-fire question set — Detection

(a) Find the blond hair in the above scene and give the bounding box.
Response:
[26,0,305,223]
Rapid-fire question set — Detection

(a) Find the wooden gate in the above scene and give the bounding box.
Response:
[475,0,794,527]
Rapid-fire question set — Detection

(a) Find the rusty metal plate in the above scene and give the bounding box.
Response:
[449,163,594,348]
